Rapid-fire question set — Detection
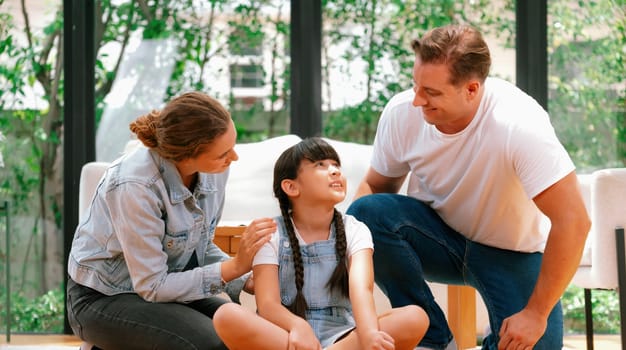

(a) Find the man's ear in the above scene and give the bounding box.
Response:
[281,179,299,197]
[466,80,481,100]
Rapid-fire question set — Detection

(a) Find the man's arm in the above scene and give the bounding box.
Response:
[498,171,591,349]
[353,167,407,200]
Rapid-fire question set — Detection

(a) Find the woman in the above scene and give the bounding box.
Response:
[67,91,275,350]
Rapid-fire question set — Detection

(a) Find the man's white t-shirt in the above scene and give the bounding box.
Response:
[253,214,374,266]
[371,77,575,253]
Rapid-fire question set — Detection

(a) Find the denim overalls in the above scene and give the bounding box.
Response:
[276,218,355,348]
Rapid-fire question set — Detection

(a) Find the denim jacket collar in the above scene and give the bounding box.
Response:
[150,150,219,204]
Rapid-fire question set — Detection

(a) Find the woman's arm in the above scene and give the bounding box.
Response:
[106,183,212,302]
[106,180,257,304]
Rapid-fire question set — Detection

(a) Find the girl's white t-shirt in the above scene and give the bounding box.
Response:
[253,214,374,266]
[371,77,575,253]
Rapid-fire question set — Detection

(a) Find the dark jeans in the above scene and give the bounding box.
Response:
[347,194,563,350]
[67,278,229,350]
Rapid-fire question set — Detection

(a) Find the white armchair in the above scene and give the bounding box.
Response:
[78,161,110,220]
[572,168,626,350]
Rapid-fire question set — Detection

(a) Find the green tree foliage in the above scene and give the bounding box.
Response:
[227,0,290,139]
[0,3,64,299]
[322,0,515,143]
[0,0,289,331]
[562,286,620,334]
[0,287,64,333]
[548,0,626,169]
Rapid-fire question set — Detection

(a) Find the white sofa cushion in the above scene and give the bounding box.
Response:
[221,135,384,222]
[221,135,302,223]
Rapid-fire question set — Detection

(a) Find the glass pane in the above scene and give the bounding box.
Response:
[96,0,290,148]
[548,0,625,170]
[230,64,265,88]
[229,28,264,56]
[0,0,65,333]
[321,0,516,143]
[224,1,290,141]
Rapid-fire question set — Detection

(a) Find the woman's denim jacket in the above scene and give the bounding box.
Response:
[68,146,246,303]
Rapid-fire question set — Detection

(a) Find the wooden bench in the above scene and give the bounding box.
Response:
[215,225,477,349]
[214,225,243,256]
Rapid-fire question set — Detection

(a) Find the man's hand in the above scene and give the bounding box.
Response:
[498,308,547,350]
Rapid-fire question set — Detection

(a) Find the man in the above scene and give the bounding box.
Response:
[347,24,590,350]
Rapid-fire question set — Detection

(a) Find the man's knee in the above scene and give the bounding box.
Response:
[347,193,396,221]
[347,194,374,217]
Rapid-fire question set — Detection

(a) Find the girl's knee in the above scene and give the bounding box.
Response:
[213,303,246,330]
[213,303,249,348]
[400,305,429,336]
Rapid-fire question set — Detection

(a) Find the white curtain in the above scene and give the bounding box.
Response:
[96,38,177,162]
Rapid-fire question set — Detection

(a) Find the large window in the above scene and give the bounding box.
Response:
[321,0,516,144]
[0,0,66,333]
[548,0,625,171]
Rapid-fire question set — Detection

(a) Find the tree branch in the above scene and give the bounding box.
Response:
[96,0,136,99]
[197,1,217,83]
[20,0,34,50]
[136,0,153,22]
[94,0,108,49]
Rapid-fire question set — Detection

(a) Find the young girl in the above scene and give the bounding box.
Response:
[214,137,428,350]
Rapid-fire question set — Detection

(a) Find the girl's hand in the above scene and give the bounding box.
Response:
[233,218,276,272]
[288,319,322,350]
[361,329,395,350]
[243,273,254,294]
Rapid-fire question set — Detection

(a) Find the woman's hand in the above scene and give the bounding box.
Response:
[233,218,276,272]
[288,318,322,350]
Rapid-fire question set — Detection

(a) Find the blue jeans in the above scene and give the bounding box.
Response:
[67,278,229,350]
[347,194,563,350]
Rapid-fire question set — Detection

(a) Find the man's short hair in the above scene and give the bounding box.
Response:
[411,24,491,85]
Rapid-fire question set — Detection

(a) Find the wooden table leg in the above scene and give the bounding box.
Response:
[448,285,477,349]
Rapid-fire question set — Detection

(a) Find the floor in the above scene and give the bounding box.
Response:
[0,334,622,349]
[0,335,80,349]
[563,334,622,350]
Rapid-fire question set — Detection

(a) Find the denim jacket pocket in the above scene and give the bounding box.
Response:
[162,231,188,256]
